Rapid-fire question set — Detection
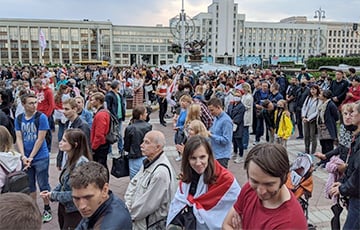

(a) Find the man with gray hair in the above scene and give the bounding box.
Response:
[125,130,177,230]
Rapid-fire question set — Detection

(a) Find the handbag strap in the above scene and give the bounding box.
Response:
[145,163,172,228]
[0,163,10,174]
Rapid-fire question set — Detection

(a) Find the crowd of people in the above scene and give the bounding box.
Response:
[0,63,359,229]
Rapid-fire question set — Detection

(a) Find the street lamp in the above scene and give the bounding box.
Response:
[314,7,326,56]
[180,0,186,66]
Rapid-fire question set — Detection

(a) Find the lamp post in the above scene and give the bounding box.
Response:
[314,7,326,56]
[180,0,186,66]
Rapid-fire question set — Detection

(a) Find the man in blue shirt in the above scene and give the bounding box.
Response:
[208,98,233,168]
[15,93,52,223]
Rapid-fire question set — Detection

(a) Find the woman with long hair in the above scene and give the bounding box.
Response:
[0,126,22,191]
[156,75,169,126]
[241,83,253,157]
[167,136,240,229]
[175,119,210,155]
[173,95,193,161]
[132,71,144,108]
[184,103,201,131]
[54,84,71,145]
[40,129,92,230]
[301,84,322,154]
[317,90,339,157]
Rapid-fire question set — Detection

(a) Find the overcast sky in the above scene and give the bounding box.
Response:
[1,0,359,26]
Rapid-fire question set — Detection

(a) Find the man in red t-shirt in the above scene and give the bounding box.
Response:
[33,78,55,152]
[33,78,55,118]
[222,143,307,229]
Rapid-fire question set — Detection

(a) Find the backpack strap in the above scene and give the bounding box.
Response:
[16,111,42,131]
[0,163,10,174]
[16,113,24,129]
[33,111,42,130]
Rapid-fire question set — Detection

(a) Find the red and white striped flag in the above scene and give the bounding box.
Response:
[39,29,47,56]
[167,161,241,229]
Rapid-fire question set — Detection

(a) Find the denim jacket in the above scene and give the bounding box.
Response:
[50,156,89,213]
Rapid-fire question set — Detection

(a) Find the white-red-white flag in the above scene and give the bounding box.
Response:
[39,29,47,56]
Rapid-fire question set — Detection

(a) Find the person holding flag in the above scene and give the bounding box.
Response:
[167,135,240,229]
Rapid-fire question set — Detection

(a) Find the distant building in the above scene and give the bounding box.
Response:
[0,0,359,66]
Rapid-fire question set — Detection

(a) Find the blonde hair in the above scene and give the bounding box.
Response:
[0,126,13,152]
[242,82,252,94]
[189,120,209,138]
[342,103,354,114]
[195,85,204,95]
[185,103,201,126]
[179,94,192,104]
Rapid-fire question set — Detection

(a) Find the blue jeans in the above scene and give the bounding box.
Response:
[343,197,360,230]
[129,157,146,179]
[27,157,51,193]
[242,126,249,150]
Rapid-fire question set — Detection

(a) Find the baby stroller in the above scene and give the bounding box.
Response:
[285,153,316,230]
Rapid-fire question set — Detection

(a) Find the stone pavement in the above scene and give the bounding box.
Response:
[40,111,345,230]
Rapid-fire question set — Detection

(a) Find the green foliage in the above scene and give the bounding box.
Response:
[306,57,360,69]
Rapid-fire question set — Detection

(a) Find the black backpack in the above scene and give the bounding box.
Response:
[102,110,120,145]
[0,164,30,194]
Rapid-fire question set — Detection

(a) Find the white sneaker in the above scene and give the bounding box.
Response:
[175,156,182,162]
[253,141,259,146]
[231,153,238,159]
[234,156,243,164]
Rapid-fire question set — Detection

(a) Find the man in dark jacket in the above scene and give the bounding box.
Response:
[329,70,349,107]
[124,105,152,178]
[295,80,310,139]
[105,80,126,156]
[227,96,245,164]
[70,161,132,230]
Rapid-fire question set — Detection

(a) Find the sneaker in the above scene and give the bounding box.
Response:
[253,141,259,146]
[231,153,238,159]
[296,136,303,139]
[175,156,182,162]
[42,210,52,223]
[234,156,244,164]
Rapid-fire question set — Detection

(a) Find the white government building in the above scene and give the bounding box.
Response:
[0,0,358,66]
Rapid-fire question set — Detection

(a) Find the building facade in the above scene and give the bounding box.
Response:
[0,0,359,66]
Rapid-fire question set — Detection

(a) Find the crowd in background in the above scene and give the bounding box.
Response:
[0,63,359,229]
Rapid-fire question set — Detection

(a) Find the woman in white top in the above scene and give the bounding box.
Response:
[0,126,22,191]
[301,85,322,154]
[241,83,254,155]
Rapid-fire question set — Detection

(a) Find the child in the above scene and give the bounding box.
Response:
[274,99,293,147]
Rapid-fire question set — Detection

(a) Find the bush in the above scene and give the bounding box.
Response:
[306,57,360,69]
